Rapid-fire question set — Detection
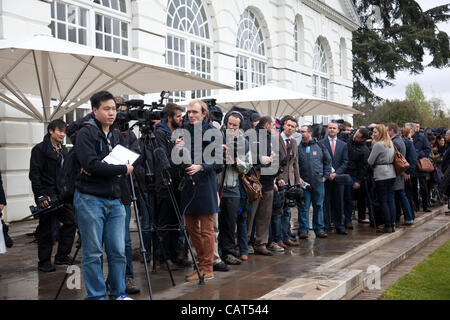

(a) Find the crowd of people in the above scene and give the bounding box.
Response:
[26,90,450,300]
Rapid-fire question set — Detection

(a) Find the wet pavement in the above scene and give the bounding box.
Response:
[0,211,431,300]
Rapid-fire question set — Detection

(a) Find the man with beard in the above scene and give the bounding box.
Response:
[153,102,186,269]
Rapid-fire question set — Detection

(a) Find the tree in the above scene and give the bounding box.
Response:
[405,82,432,123]
[352,1,450,103]
[353,99,423,127]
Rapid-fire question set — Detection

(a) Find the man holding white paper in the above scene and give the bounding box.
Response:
[73,91,134,300]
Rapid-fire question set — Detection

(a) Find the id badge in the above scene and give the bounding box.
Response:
[306,146,311,154]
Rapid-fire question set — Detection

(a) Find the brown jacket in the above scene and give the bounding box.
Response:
[278,133,301,186]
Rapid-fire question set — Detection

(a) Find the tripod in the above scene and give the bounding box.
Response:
[135,125,204,286]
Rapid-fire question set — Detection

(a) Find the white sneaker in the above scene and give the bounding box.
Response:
[248,245,254,254]
[267,242,285,252]
[116,294,133,300]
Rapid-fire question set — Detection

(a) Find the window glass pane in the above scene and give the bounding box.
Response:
[104,17,111,34]
[113,37,120,54]
[121,22,128,38]
[68,25,77,42]
[167,0,210,39]
[57,2,66,21]
[79,29,87,45]
[102,0,110,6]
[113,19,120,36]
[122,40,128,55]
[79,9,87,27]
[96,14,102,31]
[94,0,101,4]
[51,2,55,18]
[50,21,55,37]
[119,0,127,13]
[67,5,76,24]
[96,33,103,49]
[105,35,112,51]
[111,0,119,10]
[57,22,66,40]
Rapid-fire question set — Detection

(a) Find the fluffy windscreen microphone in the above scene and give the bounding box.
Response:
[154,147,171,170]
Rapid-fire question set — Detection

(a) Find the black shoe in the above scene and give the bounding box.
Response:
[424,208,432,212]
[54,256,79,265]
[336,229,348,235]
[38,263,56,272]
[345,224,354,230]
[125,277,141,295]
[213,261,230,272]
[316,232,328,238]
[376,227,393,233]
[298,232,308,239]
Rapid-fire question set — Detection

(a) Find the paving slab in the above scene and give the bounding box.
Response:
[0,207,445,300]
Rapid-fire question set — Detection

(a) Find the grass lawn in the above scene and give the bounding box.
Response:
[381,240,450,300]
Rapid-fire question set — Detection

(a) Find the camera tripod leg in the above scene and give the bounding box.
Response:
[54,232,81,300]
[164,176,204,285]
[129,172,153,300]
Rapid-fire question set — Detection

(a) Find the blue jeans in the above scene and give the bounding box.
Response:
[74,189,126,300]
[124,205,134,279]
[298,182,325,235]
[236,209,248,255]
[394,189,414,224]
[269,214,281,243]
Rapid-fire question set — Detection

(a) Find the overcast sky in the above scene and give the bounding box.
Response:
[372,0,450,110]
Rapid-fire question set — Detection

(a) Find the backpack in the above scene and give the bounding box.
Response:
[59,146,81,205]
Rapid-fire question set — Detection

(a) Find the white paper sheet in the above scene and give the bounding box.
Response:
[103,144,140,166]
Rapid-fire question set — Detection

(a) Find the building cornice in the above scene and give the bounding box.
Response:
[302,0,361,31]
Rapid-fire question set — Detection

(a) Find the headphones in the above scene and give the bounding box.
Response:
[223,110,244,128]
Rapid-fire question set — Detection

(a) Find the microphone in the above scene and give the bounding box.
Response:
[154,147,171,170]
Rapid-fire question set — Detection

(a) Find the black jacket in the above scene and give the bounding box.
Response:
[413,131,431,177]
[0,170,6,205]
[29,134,68,204]
[153,120,183,192]
[346,139,370,184]
[74,118,127,199]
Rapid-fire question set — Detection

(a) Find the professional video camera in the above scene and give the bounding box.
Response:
[29,196,64,219]
[116,91,171,132]
[284,184,307,207]
[204,99,223,124]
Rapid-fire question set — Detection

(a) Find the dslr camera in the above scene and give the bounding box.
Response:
[29,196,64,219]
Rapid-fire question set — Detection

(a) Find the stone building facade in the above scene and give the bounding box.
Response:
[0,0,359,221]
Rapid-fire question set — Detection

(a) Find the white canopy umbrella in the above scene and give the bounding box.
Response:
[0,35,233,122]
[180,85,362,118]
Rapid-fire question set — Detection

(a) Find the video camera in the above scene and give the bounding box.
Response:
[284,184,307,207]
[29,196,64,219]
[116,91,171,133]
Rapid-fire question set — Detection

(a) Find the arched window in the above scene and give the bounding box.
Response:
[339,38,347,79]
[312,39,329,99]
[166,0,212,100]
[236,9,267,90]
[294,15,304,63]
